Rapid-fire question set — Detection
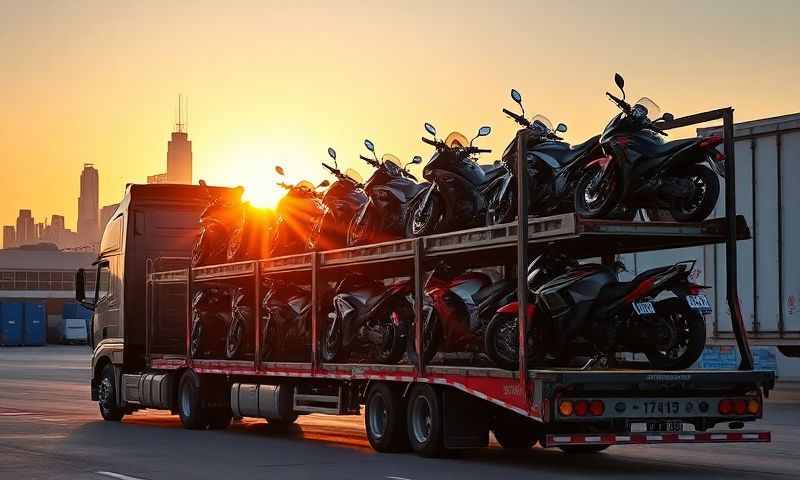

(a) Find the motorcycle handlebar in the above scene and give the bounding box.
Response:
[404,171,418,181]
[322,162,340,175]
[502,108,530,127]
[470,147,492,154]
[606,91,631,112]
[421,137,438,147]
[359,155,380,167]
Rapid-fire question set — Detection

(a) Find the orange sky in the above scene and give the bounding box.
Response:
[1,1,798,232]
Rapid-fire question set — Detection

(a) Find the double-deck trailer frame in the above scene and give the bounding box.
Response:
[106,107,775,455]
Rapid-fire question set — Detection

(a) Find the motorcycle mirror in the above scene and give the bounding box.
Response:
[477,126,492,137]
[411,155,423,165]
[510,88,522,104]
[364,139,375,152]
[317,180,330,188]
[198,179,207,187]
[424,122,437,137]
[275,166,285,177]
[662,112,674,122]
[614,73,626,99]
[327,147,336,160]
[556,123,568,133]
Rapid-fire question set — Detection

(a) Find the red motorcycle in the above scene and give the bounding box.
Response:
[408,263,514,364]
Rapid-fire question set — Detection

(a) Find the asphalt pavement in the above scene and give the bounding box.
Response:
[0,346,797,480]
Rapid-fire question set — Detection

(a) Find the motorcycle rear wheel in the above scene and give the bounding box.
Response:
[644,298,706,370]
[668,165,720,222]
[373,299,411,364]
[574,165,620,219]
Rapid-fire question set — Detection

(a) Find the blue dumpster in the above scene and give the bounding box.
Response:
[23,303,46,346]
[0,303,24,346]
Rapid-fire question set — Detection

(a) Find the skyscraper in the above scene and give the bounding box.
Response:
[77,163,99,245]
[148,96,193,184]
[2,226,15,249]
[15,209,35,245]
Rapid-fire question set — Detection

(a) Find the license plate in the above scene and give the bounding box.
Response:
[686,294,712,313]
[646,420,684,432]
[633,301,656,316]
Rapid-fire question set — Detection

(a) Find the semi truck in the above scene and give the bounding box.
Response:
[76,110,775,456]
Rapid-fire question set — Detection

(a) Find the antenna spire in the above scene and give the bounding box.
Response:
[175,94,186,133]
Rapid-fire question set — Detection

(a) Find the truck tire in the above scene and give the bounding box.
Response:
[98,364,125,422]
[178,370,208,430]
[406,384,444,457]
[558,445,610,454]
[365,383,410,453]
[492,411,541,449]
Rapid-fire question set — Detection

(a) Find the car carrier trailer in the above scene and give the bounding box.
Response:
[78,107,775,457]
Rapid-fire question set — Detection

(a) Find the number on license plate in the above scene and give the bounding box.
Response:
[647,421,684,432]
[686,294,712,312]
[644,400,681,415]
[633,301,656,315]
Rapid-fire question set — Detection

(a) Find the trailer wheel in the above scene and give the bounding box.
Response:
[178,370,208,429]
[98,364,125,421]
[558,445,609,454]
[365,383,410,453]
[406,384,444,457]
[492,411,541,449]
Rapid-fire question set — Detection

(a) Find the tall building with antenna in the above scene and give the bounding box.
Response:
[77,164,99,244]
[148,95,193,184]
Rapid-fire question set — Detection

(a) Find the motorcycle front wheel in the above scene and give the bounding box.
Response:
[574,165,621,219]
[644,297,706,370]
[668,165,720,222]
[321,317,348,363]
[484,313,538,371]
[406,192,442,237]
[347,209,377,247]
[406,307,440,366]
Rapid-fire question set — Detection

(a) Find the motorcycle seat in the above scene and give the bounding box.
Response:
[472,280,512,306]
[478,164,507,184]
[639,138,697,158]
[595,266,674,303]
[557,135,600,166]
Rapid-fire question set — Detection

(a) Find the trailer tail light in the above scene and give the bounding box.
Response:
[574,400,589,417]
[718,397,760,416]
[589,400,605,416]
[747,399,761,415]
[559,400,574,417]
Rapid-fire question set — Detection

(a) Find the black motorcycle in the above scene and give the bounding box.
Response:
[191,182,246,267]
[498,89,601,219]
[485,249,709,371]
[574,73,725,222]
[270,166,328,257]
[225,287,254,360]
[190,287,232,358]
[321,273,412,363]
[261,279,315,362]
[308,147,368,251]
[406,123,507,237]
[346,139,426,246]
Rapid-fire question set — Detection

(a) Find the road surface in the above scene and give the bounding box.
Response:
[0,346,796,479]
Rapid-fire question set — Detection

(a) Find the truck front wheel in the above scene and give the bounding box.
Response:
[365,383,410,453]
[98,364,125,421]
[178,370,208,429]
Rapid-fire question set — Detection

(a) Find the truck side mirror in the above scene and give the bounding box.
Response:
[75,268,95,311]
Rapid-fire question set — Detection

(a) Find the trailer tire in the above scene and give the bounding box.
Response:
[492,411,541,449]
[98,364,125,422]
[365,383,410,453]
[178,370,208,430]
[406,384,444,457]
[558,445,609,454]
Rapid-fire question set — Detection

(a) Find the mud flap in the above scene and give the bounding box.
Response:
[442,387,489,449]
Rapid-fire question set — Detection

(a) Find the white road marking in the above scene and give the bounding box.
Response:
[386,476,413,480]
[0,412,36,416]
[96,471,148,480]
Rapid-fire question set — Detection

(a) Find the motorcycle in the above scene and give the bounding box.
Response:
[485,248,709,371]
[321,273,413,363]
[226,205,276,263]
[346,139,427,246]
[498,89,602,219]
[260,278,315,362]
[270,166,329,257]
[225,287,254,360]
[406,123,506,237]
[308,147,368,251]
[574,73,725,222]
[191,182,246,267]
[190,287,232,358]
[407,263,515,364]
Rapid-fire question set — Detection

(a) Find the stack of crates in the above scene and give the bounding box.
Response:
[0,302,46,346]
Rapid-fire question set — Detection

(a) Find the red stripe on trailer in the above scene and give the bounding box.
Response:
[543,431,771,447]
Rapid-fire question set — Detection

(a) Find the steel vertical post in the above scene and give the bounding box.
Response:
[254,261,262,371]
[414,237,425,376]
[723,108,754,370]
[311,252,320,373]
[516,130,530,393]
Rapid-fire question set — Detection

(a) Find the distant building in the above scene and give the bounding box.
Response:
[148,96,193,185]
[15,209,35,245]
[2,226,15,249]
[77,163,99,245]
[100,203,119,232]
